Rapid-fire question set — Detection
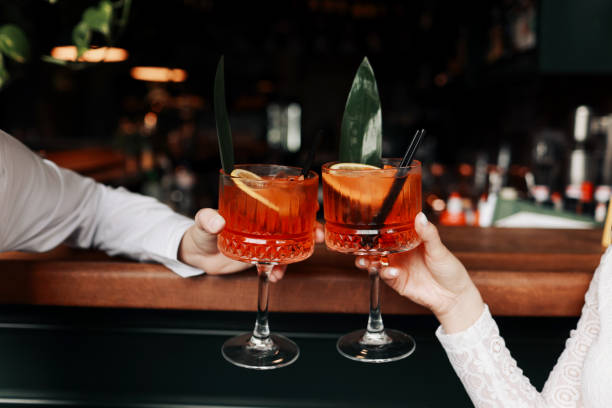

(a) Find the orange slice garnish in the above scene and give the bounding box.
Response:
[324,163,389,208]
[230,169,280,212]
[329,163,380,171]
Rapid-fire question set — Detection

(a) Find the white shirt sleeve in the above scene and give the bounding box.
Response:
[0,130,203,278]
[435,248,606,407]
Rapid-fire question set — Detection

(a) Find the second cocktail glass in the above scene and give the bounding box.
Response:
[218,164,318,370]
[322,159,422,363]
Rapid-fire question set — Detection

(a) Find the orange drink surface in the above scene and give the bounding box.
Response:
[218,165,319,265]
[322,160,422,255]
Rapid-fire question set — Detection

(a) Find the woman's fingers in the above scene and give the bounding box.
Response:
[268,265,286,283]
[380,266,400,280]
[315,222,325,243]
[191,208,226,255]
[380,265,409,297]
[355,256,370,270]
[415,212,448,261]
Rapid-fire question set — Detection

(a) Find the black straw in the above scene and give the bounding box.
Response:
[301,130,324,177]
[400,128,425,168]
[371,129,426,226]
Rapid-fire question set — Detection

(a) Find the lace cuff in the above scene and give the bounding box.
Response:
[435,304,497,351]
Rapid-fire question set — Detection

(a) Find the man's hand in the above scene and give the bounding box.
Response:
[178,208,254,275]
[178,208,325,283]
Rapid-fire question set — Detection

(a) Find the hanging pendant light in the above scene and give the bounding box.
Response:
[50,45,129,63]
[129,66,187,83]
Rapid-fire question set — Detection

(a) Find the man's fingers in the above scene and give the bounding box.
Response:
[415,212,447,260]
[190,208,226,255]
[195,208,226,234]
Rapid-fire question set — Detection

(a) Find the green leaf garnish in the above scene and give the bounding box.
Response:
[339,57,382,167]
[0,24,30,63]
[214,56,235,173]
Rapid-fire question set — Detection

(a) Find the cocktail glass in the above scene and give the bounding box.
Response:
[218,164,319,369]
[322,159,422,363]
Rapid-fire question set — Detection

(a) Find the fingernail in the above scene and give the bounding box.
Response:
[207,214,225,231]
[416,212,428,227]
[356,257,368,268]
[385,267,399,278]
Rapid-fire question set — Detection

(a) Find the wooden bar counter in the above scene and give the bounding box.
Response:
[0,227,604,317]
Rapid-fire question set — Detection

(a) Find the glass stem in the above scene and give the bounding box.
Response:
[366,256,385,334]
[252,263,273,341]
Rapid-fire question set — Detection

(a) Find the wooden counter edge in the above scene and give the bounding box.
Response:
[0,258,594,317]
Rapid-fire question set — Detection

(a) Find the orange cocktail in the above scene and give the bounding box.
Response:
[218,164,318,370]
[218,165,318,264]
[323,160,421,255]
[322,159,421,363]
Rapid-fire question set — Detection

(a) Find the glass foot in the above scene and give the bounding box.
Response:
[336,329,415,363]
[222,333,299,370]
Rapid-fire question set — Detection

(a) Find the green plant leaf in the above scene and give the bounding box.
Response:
[41,54,70,66]
[0,55,9,88]
[0,24,30,63]
[214,56,235,173]
[83,0,113,37]
[339,57,382,167]
[72,22,91,58]
[117,0,132,35]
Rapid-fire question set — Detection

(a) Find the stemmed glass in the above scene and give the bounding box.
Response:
[218,164,319,369]
[322,159,422,363]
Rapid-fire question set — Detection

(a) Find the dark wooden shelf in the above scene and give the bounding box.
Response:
[41,148,137,183]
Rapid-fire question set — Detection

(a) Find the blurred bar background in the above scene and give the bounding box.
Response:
[3,2,612,406]
[1,0,612,227]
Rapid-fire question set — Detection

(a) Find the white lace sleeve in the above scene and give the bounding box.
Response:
[436,254,604,408]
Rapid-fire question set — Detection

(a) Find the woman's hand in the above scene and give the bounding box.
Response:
[179,209,324,283]
[356,212,484,333]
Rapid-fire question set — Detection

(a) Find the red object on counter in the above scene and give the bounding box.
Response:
[440,192,466,226]
[551,192,563,211]
[581,181,594,203]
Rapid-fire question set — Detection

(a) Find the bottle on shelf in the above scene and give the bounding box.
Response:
[578,181,595,216]
[463,198,477,226]
[565,184,582,213]
[440,192,466,226]
[566,106,591,213]
[531,185,550,207]
[595,185,611,223]
[551,192,563,212]
[477,193,494,227]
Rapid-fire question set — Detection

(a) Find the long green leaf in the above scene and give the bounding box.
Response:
[0,24,30,63]
[214,56,234,173]
[339,57,382,167]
